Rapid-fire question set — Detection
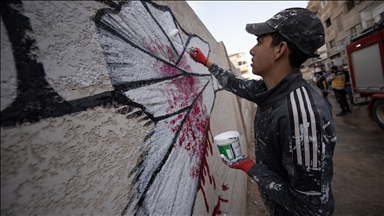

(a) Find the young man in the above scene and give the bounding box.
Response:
[316,72,332,108]
[329,65,351,116]
[189,8,336,216]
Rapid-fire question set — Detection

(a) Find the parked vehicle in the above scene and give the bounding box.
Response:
[346,26,384,129]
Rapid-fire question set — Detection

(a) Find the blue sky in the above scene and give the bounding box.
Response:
[186,1,308,63]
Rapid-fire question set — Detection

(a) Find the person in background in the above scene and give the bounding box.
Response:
[328,65,351,116]
[316,72,332,108]
[189,7,335,216]
[338,65,358,109]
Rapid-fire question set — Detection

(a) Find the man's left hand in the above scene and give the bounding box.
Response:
[220,154,255,173]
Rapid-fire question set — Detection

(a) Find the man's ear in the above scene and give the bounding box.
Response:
[275,41,288,60]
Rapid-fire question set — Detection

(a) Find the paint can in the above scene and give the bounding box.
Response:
[214,131,242,161]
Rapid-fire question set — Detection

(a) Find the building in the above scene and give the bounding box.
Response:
[303,0,384,80]
[228,52,249,73]
[228,52,261,80]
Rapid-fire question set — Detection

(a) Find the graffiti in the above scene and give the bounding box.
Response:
[1,0,230,215]
[93,1,220,214]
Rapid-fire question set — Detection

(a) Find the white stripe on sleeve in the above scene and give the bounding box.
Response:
[301,87,319,168]
[296,88,310,167]
[290,91,302,165]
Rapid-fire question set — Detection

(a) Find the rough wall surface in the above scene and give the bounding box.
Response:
[1,1,256,215]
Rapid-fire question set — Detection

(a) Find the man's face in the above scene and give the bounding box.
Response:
[249,34,276,77]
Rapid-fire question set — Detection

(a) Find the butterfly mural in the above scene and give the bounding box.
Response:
[1,0,227,215]
[94,1,225,214]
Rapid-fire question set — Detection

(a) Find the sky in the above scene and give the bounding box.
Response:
[186,1,308,69]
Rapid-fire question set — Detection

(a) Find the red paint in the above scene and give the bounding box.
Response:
[159,76,200,114]
[197,123,218,213]
[178,55,192,72]
[222,184,229,191]
[198,183,209,212]
[166,46,177,63]
[148,39,219,213]
[144,37,177,63]
[166,92,210,177]
[164,113,185,133]
[143,38,184,79]
[212,196,229,216]
[153,59,179,77]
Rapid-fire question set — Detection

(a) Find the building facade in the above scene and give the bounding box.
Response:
[302,0,384,80]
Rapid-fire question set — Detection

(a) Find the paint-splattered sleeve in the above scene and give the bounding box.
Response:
[247,147,335,215]
[248,163,331,215]
[208,64,265,102]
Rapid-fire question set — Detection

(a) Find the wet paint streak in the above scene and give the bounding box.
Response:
[172,95,209,176]
[198,183,209,212]
[197,124,216,213]
[212,196,229,216]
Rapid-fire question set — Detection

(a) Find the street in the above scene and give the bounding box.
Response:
[246,91,384,216]
[330,93,384,215]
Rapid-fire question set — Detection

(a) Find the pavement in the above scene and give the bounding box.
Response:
[246,90,384,215]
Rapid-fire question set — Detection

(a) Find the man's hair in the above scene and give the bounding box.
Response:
[270,32,308,69]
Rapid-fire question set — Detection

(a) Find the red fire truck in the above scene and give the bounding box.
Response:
[346,25,384,129]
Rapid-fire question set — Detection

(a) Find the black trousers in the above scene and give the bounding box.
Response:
[333,89,350,112]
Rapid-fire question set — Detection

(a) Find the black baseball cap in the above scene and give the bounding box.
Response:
[246,8,324,58]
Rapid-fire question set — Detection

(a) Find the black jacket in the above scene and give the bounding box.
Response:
[209,64,336,216]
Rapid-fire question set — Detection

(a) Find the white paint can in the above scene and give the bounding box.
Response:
[214,131,242,161]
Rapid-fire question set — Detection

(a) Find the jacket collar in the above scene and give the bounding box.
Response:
[255,68,303,106]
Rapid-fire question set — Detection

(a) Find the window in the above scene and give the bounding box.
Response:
[346,0,355,12]
[366,19,375,27]
[238,61,247,66]
[325,18,332,28]
[350,24,361,36]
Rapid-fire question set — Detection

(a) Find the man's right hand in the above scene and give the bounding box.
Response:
[188,47,208,66]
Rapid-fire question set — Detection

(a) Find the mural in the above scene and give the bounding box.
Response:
[1,0,232,215]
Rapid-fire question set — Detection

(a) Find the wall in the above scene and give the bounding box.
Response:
[1,1,256,215]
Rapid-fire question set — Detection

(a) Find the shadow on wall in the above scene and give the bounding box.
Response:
[1,0,229,215]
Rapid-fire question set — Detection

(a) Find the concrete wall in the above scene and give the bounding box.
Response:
[1,1,256,215]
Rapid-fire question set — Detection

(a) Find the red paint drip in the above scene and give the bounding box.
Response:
[198,183,209,213]
[222,184,229,191]
[166,92,209,178]
[197,123,218,213]
[212,195,229,216]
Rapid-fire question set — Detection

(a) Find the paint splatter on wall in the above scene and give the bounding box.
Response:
[1,1,247,215]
